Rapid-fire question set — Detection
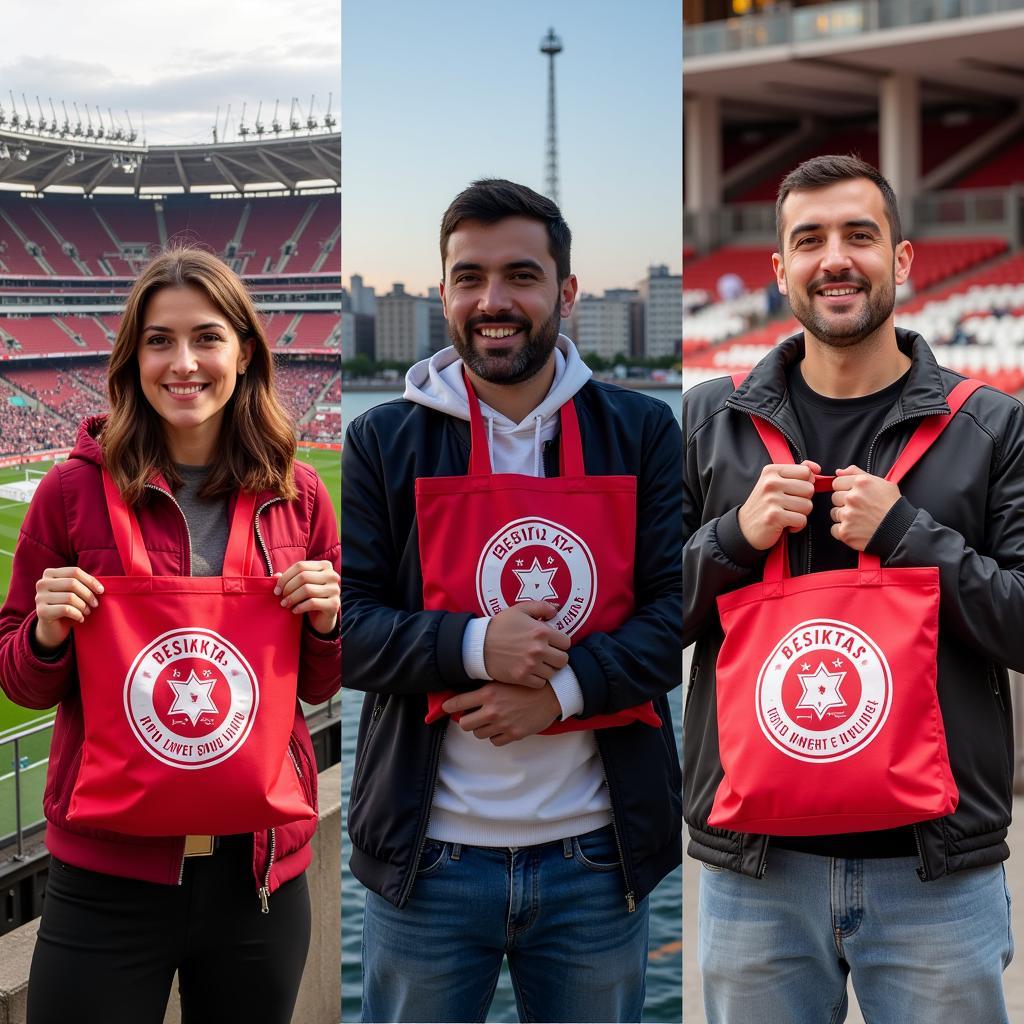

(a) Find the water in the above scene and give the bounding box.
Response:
[340,692,684,1023]
[339,383,684,1021]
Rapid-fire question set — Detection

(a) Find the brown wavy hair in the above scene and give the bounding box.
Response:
[102,247,297,506]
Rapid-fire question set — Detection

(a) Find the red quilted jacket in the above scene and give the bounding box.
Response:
[0,417,340,897]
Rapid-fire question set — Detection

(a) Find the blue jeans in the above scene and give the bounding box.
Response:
[699,848,1013,1024]
[360,826,649,1023]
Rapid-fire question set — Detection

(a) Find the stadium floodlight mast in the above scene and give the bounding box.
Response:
[323,93,336,131]
[539,27,563,207]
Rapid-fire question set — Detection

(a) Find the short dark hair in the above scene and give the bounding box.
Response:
[440,179,572,280]
[775,155,903,249]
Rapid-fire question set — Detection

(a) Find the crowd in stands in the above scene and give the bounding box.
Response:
[0,378,73,455]
[0,358,341,456]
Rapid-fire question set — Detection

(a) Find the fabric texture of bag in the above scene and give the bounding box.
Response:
[417,375,660,733]
[67,469,311,836]
[708,377,982,835]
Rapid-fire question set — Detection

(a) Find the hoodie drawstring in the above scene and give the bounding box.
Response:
[533,416,543,477]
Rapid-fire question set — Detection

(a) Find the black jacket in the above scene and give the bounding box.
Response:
[343,379,683,909]
[684,330,1024,881]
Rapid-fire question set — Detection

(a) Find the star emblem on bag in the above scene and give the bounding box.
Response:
[512,557,559,603]
[795,661,847,720]
[167,669,219,727]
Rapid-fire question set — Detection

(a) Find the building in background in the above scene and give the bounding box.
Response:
[575,288,643,360]
[376,283,431,364]
[642,265,683,359]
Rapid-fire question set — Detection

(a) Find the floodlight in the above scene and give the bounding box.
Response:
[15,144,30,161]
[0,144,9,160]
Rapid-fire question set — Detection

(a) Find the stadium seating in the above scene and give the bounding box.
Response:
[0,193,339,278]
[683,246,776,293]
[955,129,1024,189]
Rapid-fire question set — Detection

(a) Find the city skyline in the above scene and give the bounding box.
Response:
[342,0,682,296]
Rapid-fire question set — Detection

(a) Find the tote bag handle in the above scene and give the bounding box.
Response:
[730,374,985,582]
[102,468,258,577]
[464,370,586,478]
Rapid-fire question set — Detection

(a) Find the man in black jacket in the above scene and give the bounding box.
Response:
[343,180,682,1023]
[684,154,1023,1022]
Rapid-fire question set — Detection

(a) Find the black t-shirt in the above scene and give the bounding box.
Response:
[771,363,917,859]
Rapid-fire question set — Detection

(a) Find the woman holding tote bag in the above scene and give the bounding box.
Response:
[0,248,340,1024]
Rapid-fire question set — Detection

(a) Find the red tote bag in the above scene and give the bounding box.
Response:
[416,376,661,733]
[708,378,982,835]
[67,470,313,836]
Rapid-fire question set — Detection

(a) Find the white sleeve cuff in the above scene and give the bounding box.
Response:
[461,617,493,680]
[549,665,584,720]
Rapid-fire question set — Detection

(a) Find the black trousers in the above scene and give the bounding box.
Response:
[27,835,311,1024]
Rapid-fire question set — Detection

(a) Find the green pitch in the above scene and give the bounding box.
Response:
[0,450,341,839]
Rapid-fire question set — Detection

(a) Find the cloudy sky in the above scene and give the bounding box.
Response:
[2,0,339,145]
[2,0,680,297]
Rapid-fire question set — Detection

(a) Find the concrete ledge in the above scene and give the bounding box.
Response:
[0,764,341,1024]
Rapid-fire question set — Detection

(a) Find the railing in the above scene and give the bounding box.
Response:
[912,187,1023,246]
[0,717,54,859]
[1,696,337,865]
[684,0,1024,58]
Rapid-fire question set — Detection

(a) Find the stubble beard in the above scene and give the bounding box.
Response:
[449,300,562,385]
[788,269,896,350]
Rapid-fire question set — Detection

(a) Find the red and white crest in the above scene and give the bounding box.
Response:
[476,516,597,636]
[756,618,892,763]
[124,627,259,770]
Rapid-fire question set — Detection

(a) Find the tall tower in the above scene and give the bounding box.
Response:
[539,27,563,208]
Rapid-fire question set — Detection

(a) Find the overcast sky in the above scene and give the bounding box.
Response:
[2,0,339,145]
[343,0,682,296]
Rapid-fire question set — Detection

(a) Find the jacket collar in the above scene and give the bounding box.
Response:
[70,414,278,508]
[726,328,951,457]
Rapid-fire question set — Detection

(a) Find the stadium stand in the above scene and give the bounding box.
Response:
[955,128,1024,189]
[0,113,341,458]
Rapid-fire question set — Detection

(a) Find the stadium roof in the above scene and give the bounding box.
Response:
[0,130,340,196]
[685,9,1024,121]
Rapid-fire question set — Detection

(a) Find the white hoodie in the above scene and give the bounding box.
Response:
[404,336,612,846]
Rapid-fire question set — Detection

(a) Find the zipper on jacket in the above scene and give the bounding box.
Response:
[177,844,186,886]
[864,408,949,477]
[144,483,193,574]
[254,498,285,575]
[595,736,638,912]
[756,838,770,879]
[988,664,1006,712]
[912,825,928,881]
[258,827,277,913]
[398,726,446,908]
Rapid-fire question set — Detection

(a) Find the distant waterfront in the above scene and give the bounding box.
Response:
[342,384,682,434]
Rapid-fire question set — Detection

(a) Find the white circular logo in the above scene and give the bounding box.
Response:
[124,627,259,770]
[756,618,892,763]
[476,516,597,636]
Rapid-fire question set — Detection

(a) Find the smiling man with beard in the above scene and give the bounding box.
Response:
[684,155,1024,1022]
[342,179,682,1023]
